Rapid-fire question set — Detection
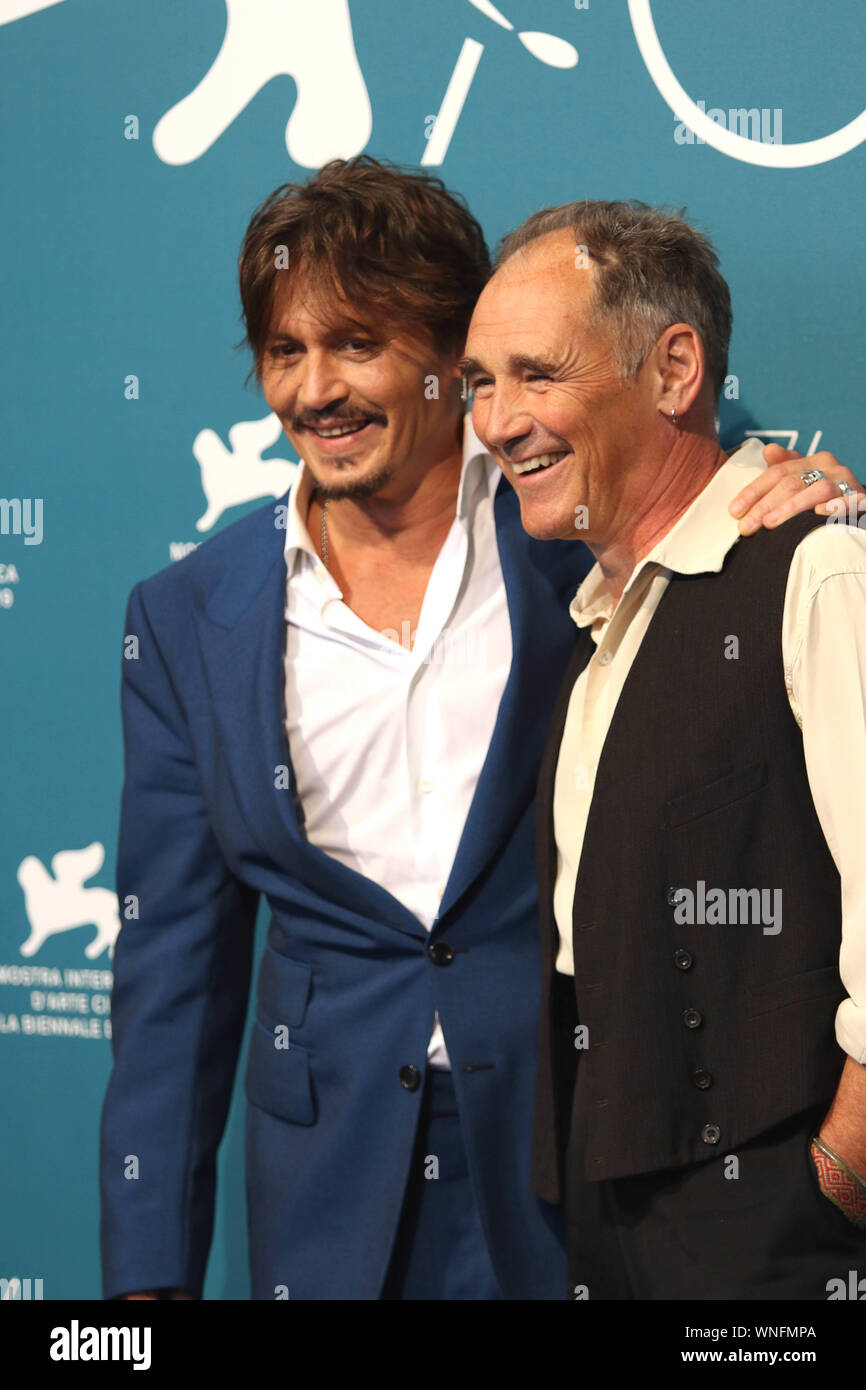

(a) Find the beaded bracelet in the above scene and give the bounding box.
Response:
[811,1135,866,1228]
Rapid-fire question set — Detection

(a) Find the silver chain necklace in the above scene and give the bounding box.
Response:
[320,495,329,569]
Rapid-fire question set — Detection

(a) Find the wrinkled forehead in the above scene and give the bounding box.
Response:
[466,232,598,359]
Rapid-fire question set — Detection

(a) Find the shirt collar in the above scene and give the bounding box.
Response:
[571,436,767,628]
[456,410,500,518]
[283,410,499,572]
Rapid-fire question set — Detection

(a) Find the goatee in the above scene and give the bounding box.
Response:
[309,461,398,501]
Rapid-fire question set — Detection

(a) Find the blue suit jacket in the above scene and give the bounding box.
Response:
[99,476,590,1300]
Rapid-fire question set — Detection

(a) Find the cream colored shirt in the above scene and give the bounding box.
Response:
[552,436,866,1064]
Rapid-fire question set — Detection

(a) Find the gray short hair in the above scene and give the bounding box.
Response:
[494,200,732,398]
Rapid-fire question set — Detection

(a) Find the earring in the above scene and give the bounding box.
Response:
[670,407,678,425]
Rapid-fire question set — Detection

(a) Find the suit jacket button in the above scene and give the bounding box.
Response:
[701,1124,721,1145]
[399,1065,421,1091]
[428,940,455,966]
[683,1008,702,1029]
[693,1067,713,1090]
[673,949,694,970]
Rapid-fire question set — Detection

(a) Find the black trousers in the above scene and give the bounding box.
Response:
[551,962,866,1299]
[566,1099,866,1299]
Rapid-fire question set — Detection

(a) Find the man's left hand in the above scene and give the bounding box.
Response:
[729,444,866,533]
[812,1057,866,1228]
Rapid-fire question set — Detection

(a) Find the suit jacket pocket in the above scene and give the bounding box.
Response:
[256,944,312,1031]
[245,1019,315,1125]
[665,760,767,829]
[747,963,841,1018]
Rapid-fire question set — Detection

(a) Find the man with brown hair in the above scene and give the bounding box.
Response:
[99,163,858,1300]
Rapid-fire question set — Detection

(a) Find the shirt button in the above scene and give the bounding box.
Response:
[683,1008,702,1029]
[428,941,455,967]
[693,1068,714,1090]
[598,649,613,666]
[674,949,694,970]
[399,1064,421,1091]
[417,778,434,794]
[701,1124,721,1145]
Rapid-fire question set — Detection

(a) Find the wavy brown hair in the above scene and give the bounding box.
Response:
[236,157,491,386]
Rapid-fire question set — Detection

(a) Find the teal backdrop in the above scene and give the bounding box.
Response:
[1,0,864,1299]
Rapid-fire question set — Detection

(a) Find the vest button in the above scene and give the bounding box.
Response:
[399,1065,421,1091]
[428,941,455,966]
[693,1067,713,1090]
[673,949,694,970]
[701,1123,721,1145]
[667,887,683,906]
[683,1008,702,1029]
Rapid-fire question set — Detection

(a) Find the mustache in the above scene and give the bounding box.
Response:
[293,405,387,430]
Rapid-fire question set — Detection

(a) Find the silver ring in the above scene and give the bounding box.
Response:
[800,469,826,487]
[837,480,856,497]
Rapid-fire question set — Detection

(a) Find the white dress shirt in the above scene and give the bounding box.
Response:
[283,414,512,1068]
[553,436,866,1064]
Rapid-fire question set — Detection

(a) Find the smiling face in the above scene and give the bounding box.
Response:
[261,271,464,501]
[463,229,657,541]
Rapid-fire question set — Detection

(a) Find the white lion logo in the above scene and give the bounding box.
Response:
[17,843,120,959]
[194,412,298,532]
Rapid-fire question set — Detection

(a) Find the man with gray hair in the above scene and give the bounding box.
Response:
[462,200,866,1298]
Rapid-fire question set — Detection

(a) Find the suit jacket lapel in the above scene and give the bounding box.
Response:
[198,491,424,934]
[199,492,302,865]
[437,481,584,922]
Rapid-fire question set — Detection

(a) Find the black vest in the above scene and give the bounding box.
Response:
[532,510,845,1202]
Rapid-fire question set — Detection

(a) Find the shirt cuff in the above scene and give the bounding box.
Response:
[836,998,866,1065]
